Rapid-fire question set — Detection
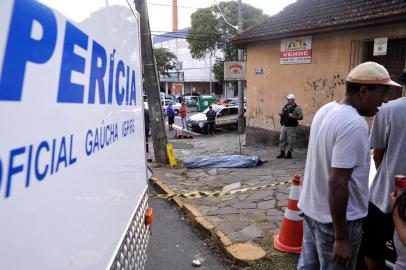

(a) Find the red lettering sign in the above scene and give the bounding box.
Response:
[280,49,312,58]
[229,64,242,69]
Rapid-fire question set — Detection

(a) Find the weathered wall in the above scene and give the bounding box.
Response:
[245,22,406,146]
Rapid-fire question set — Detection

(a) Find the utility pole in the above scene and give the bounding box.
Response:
[237,0,245,133]
[135,0,168,164]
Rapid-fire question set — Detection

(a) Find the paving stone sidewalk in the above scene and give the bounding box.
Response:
[149,131,307,243]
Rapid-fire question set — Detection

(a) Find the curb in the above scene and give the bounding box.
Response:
[172,124,201,137]
[149,176,267,264]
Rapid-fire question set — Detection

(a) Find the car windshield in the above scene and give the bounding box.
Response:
[202,106,222,113]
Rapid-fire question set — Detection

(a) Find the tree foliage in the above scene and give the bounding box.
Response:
[187,1,268,84]
[153,47,177,76]
[212,58,224,83]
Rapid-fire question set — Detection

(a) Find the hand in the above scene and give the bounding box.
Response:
[288,113,295,118]
[332,239,353,269]
[390,192,397,209]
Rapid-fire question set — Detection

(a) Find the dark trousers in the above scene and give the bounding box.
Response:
[207,122,215,134]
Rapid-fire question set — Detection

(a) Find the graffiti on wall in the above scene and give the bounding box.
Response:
[304,74,346,109]
[247,88,279,130]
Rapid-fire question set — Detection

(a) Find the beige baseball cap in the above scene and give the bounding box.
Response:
[346,62,401,87]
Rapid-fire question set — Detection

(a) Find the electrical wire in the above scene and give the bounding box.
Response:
[151,33,225,43]
[147,2,206,10]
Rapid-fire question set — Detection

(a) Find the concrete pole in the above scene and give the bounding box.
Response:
[134,0,168,164]
[237,0,245,133]
[172,0,178,32]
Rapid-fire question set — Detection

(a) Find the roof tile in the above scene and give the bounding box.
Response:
[233,0,406,44]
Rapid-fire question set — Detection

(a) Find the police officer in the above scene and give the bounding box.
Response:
[277,93,303,159]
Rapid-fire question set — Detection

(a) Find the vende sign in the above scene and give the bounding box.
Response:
[280,36,312,64]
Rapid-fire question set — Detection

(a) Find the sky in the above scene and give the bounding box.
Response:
[39,1,297,31]
[148,0,297,32]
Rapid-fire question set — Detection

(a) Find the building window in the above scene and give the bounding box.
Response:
[350,37,406,83]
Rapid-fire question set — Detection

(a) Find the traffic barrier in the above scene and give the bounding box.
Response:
[274,175,303,254]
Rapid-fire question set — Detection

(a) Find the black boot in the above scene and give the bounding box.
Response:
[276,151,285,159]
[284,151,293,159]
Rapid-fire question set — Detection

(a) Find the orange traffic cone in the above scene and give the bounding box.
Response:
[274,175,303,253]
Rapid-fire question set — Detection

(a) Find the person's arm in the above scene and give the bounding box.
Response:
[372,148,385,169]
[289,106,303,120]
[329,167,354,269]
[296,106,303,120]
[370,108,387,164]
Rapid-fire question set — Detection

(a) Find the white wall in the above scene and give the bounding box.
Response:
[154,37,223,83]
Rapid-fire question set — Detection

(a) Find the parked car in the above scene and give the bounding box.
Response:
[162,100,181,115]
[187,105,244,133]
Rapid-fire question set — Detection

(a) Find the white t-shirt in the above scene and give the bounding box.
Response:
[369,97,406,213]
[298,101,370,223]
[394,231,406,270]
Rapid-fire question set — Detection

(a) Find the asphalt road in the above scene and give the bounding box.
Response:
[145,187,229,270]
[166,114,238,136]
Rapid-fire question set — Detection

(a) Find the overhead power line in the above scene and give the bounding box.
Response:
[151,30,222,36]
[151,33,225,43]
[147,2,206,9]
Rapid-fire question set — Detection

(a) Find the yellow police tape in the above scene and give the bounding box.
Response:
[151,180,291,200]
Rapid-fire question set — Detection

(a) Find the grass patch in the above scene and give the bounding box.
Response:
[242,232,299,270]
[249,217,268,226]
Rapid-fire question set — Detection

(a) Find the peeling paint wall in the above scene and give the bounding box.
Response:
[246,22,406,132]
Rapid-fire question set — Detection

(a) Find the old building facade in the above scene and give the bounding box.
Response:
[232,0,406,146]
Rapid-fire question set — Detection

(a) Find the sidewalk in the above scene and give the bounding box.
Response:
[148,130,306,245]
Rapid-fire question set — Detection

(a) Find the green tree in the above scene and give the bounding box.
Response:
[187,1,268,85]
[153,47,177,76]
[212,58,224,83]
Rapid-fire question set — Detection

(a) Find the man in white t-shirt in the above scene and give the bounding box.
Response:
[297,62,401,270]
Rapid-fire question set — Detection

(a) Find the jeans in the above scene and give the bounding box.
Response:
[207,122,215,134]
[181,116,187,129]
[297,215,363,270]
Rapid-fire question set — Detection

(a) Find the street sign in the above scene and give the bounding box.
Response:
[160,71,184,82]
[224,61,246,81]
[373,37,388,56]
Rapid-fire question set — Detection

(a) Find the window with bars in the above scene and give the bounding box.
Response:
[350,36,406,84]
